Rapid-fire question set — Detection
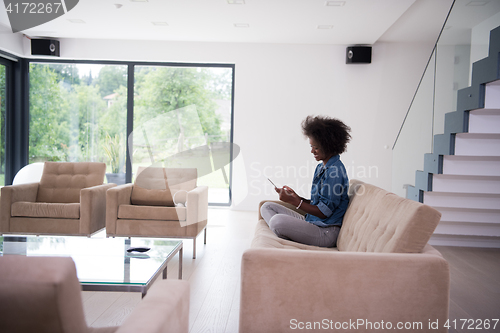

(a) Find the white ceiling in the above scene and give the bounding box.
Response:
[1,0,418,44]
[0,0,499,46]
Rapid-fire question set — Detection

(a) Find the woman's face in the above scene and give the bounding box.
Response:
[309,137,330,163]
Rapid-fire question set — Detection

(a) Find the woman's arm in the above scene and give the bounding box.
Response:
[276,186,326,219]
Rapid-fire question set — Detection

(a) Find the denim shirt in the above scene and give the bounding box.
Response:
[305,155,349,227]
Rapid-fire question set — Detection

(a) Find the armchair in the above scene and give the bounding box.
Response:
[106,167,208,259]
[0,256,190,333]
[0,162,115,236]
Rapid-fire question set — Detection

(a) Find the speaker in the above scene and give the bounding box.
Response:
[346,46,371,64]
[31,39,60,57]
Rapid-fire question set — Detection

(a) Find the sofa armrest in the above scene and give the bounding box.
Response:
[80,183,117,235]
[115,280,190,333]
[240,247,450,333]
[1,183,39,233]
[186,185,208,226]
[106,184,134,235]
[258,200,307,220]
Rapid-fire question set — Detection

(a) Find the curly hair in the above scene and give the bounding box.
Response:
[301,115,351,156]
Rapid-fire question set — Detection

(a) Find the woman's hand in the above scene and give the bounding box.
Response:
[277,185,301,206]
[276,185,326,219]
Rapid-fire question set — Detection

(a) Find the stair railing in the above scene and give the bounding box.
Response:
[391,0,500,198]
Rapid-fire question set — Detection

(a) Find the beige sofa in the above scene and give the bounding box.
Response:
[240,179,450,333]
[0,162,115,236]
[106,167,208,258]
[0,255,190,333]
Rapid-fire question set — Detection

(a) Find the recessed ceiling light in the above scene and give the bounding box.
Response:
[325,1,345,6]
[234,23,249,28]
[317,25,334,29]
[68,19,85,24]
[466,0,489,5]
[152,22,168,26]
[227,0,245,4]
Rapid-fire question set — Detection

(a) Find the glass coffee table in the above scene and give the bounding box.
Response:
[0,235,182,297]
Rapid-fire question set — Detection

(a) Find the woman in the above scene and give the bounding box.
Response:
[260,115,351,248]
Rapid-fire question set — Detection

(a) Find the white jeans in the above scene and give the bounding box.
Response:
[260,202,340,248]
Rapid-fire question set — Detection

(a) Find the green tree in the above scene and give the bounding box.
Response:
[27,63,228,178]
[205,68,233,100]
[134,67,223,143]
[29,64,70,162]
[65,83,107,161]
[100,85,127,171]
[94,66,127,98]
[50,64,81,86]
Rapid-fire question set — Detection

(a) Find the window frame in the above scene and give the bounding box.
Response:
[4,55,235,206]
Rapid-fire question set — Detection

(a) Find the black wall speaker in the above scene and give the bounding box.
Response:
[346,46,371,64]
[31,39,60,57]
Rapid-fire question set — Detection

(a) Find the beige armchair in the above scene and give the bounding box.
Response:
[106,167,208,258]
[0,255,190,333]
[0,162,116,236]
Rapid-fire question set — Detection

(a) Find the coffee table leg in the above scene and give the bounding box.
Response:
[179,246,183,279]
[161,244,183,280]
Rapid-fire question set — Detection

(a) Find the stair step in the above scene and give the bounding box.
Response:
[457,85,485,112]
[429,234,500,248]
[423,192,500,210]
[432,174,500,194]
[424,32,500,249]
[442,155,500,176]
[471,57,500,87]
[434,221,500,237]
[434,134,454,156]
[454,133,500,156]
[469,108,500,134]
[433,207,500,224]
[485,80,500,109]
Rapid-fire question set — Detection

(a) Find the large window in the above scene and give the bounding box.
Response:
[28,62,234,205]
[29,63,128,184]
[133,66,233,204]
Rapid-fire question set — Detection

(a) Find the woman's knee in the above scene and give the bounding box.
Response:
[260,202,274,224]
[260,201,272,214]
[269,215,288,235]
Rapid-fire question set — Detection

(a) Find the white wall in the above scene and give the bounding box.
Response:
[0,26,23,56]
[391,51,435,198]
[2,37,434,210]
[470,12,500,81]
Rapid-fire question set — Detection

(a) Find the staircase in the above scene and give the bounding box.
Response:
[407,25,500,248]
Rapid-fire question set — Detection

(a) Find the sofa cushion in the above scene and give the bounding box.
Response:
[36,162,106,203]
[337,180,442,253]
[135,167,197,190]
[162,168,197,192]
[131,167,197,206]
[11,202,80,219]
[131,167,174,206]
[131,185,175,206]
[118,205,186,221]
